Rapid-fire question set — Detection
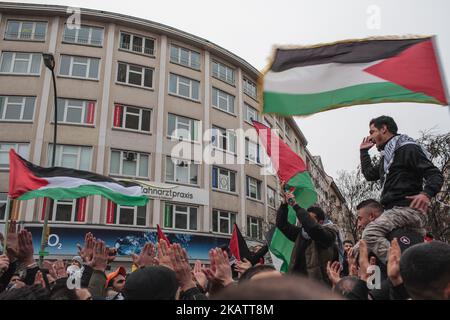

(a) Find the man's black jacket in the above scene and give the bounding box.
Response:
[275,203,338,281]
[360,143,443,209]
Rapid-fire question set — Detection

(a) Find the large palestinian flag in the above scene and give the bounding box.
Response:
[252,120,317,272]
[263,36,448,116]
[8,149,148,206]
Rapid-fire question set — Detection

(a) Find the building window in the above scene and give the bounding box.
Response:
[47,144,92,170]
[59,55,100,80]
[165,157,198,185]
[110,149,149,178]
[117,62,153,88]
[170,44,200,70]
[0,52,41,75]
[113,104,151,133]
[119,32,155,56]
[0,193,16,221]
[247,216,263,240]
[63,24,103,46]
[164,203,198,231]
[0,96,35,122]
[5,20,47,41]
[285,122,291,140]
[243,78,257,99]
[211,126,236,154]
[245,138,262,164]
[56,99,95,125]
[0,143,29,169]
[246,176,262,200]
[169,73,200,101]
[212,210,236,234]
[212,167,236,193]
[212,88,234,114]
[294,138,301,155]
[244,104,259,124]
[43,198,87,222]
[167,113,199,142]
[263,117,272,128]
[267,187,276,208]
[212,61,235,85]
[106,200,147,226]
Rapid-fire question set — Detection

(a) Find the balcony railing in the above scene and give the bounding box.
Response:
[5,32,45,40]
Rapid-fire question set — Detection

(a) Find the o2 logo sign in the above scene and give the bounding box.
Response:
[47,234,63,250]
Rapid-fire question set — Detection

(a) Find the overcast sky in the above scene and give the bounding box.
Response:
[7,0,450,178]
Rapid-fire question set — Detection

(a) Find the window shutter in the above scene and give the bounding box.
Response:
[76,197,87,222]
[41,198,48,220]
[86,102,95,124]
[212,167,217,188]
[113,104,123,127]
[106,200,116,224]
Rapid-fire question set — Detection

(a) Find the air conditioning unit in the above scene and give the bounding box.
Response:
[123,152,137,161]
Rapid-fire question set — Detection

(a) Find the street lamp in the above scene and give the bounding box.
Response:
[42,53,57,166]
[39,53,58,268]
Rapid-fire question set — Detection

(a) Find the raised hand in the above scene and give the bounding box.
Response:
[0,254,9,272]
[169,243,195,291]
[34,270,46,288]
[157,239,174,270]
[358,240,370,281]
[387,238,403,286]
[193,260,207,291]
[53,260,68,279]
[77,232,95,263]
[131,242,157,268]
[203,248,233,287]
[360,136,375,150]
[85,240,109,272]
[326,261,342,288]
[5,220,20,259]
[107,247,117,264]
[18,229,34,265]
[42,260,58,283]
[233,258,252,276]
[347,247,358,277]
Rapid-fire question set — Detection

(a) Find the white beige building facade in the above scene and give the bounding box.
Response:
[0,3,349,261]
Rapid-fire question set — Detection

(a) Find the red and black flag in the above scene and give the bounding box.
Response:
[229,223,251,262]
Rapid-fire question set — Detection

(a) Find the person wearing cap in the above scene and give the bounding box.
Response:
[71,256,83,268]
[67,256,84,280]
[105,266,127,300]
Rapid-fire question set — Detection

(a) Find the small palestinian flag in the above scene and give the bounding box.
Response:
[263,36,448,116]
[229,223,251,262]
[8,149,148,206]
[157,224,171,244]
[252,120,317,272]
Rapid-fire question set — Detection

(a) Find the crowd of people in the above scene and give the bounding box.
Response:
[0,116,448,300]
[0,222,448,300]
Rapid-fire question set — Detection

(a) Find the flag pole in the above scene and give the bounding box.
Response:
[39,53,58,268]
[2,196,12,254]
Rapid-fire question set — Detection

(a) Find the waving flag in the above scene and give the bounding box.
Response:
[229,223,251,261]
[8,149,148,206]
[252,120,317,272]
[263,36,448,116]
